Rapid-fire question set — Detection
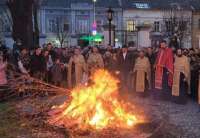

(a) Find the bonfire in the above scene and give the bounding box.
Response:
[48,69,142,130]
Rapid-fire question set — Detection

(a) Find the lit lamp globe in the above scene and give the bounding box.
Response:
[92,30,97,36]
[107,7,114,21]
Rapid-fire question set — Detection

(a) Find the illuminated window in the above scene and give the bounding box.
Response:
[143,21,150,25]
[127,20,136,32]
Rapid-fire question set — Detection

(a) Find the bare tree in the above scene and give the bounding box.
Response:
[56,17,69,48]
[163,3,191,48]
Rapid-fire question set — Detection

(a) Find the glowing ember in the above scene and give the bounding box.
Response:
[48,69,140,129]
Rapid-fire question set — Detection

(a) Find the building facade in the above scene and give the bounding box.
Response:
[122,0,193,48]
[0,0,200,48]
[40,0,122,47]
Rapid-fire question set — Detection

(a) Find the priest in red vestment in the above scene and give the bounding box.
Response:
[155,40,174,99]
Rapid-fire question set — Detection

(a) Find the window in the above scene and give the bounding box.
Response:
[154,21,160,32]
[48,19,57,33]
[76,19,89,34]
[96,20,103,32]
[165,21,172,32]
[64,23,69,32]
[48,10,54,13]
[127,20,136,32]
[178,20,187,31]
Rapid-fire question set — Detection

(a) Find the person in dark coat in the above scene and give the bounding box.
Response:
[190,53,200,101]
[117,45,132,90]
[47,43,57,62]
[146,47,156,90]
[30,47,46,80]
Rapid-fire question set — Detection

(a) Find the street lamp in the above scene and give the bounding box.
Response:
[107,7,114,46]
[93,0,97,22]
[92,0,97,46]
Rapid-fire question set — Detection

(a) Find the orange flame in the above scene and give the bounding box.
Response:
[49,69,140,129]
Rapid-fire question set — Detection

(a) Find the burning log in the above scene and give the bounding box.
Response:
[48,69,145,131]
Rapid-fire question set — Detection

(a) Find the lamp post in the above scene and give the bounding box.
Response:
[92,0,97,46]
[93,0,96,23]
[107,7,114,46]
[92,0,97,36]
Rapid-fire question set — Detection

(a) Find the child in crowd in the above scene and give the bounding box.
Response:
[51,58,63,86]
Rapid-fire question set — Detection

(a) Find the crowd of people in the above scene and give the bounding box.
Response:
[0,41,200,106]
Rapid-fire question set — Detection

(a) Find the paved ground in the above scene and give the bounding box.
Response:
[126,92,200,138]
[1,91,200,138]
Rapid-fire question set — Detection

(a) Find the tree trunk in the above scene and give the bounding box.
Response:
[7,0,34,50]
[33,2,40,47]
[60,39,63,48]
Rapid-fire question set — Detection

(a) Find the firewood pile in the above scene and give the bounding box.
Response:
[0,64,70,101]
